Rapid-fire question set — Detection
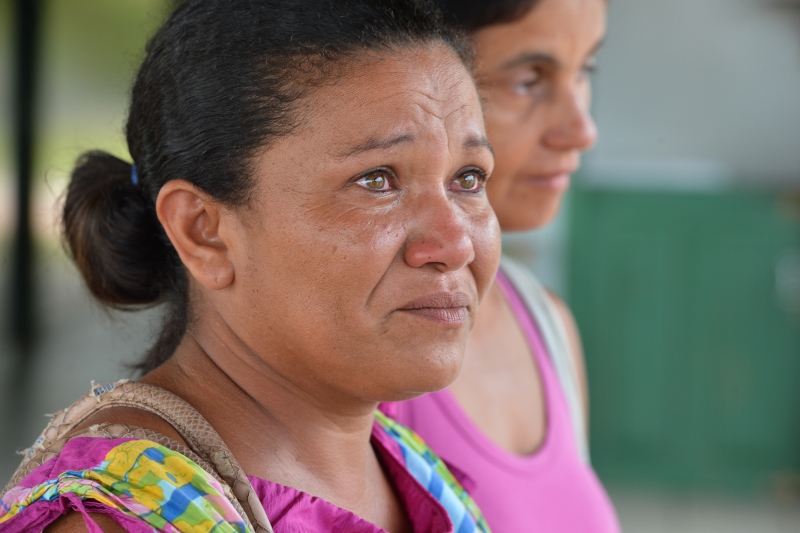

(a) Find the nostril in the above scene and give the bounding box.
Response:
[404,231,474,272]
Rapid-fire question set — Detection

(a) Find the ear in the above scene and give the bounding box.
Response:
[156,180,235,290]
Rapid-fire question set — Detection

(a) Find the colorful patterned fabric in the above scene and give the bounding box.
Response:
[375,411,491,533]
[0,439,250,533]
[1,414,491,533]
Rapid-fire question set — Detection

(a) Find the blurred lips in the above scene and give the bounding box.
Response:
[397,292,470,326]
[524,167,577,191]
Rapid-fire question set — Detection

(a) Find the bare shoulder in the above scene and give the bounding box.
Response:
[544,290,581,347]
[44,512,127,532]
[68,406,188,447]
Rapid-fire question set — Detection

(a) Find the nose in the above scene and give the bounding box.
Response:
[543,86,598,153]
[403,195,475,273]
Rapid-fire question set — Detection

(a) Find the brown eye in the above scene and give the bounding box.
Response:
[357,171,392,191]
[450,170,484,192]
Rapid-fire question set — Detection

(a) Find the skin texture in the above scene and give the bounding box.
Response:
[448,0,607,456]
[46,45,500,533]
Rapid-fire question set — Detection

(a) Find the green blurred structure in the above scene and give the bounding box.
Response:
[570,188,800,493]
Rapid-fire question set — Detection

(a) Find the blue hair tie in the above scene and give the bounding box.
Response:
[131,164,139,186]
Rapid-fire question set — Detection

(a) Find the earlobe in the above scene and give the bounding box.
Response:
[156,180,235,290]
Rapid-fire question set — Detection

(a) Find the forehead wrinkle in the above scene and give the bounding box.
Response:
[299,52,481,164]
[410,73,477,120]
[336,133,415,159]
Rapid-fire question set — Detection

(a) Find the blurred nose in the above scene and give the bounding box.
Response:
[403,195,475,273]
[543,86,598,153]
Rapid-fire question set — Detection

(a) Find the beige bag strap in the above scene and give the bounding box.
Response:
[4,380,273,533]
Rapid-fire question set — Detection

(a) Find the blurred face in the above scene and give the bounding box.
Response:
[224,45,499,404]
[473,0,607,230]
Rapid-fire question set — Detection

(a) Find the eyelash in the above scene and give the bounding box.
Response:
[451,167,487,193]
[515,59,598,91]
[581,61,598,77]
[353,167,488,193]
[354,168,396,192]
[518,70,542,90]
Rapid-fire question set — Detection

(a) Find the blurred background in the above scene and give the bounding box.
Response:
[1,0,799,531]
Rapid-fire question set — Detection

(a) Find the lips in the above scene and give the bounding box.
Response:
[525,171,573,191]
[397,292,471,326]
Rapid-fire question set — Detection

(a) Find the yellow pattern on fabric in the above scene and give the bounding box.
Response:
[0,439,250,533]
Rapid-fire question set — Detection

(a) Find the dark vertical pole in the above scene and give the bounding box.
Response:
[10,0,41,383]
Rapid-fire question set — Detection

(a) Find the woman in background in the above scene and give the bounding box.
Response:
[387,0,620,531]
[0,1,500,532]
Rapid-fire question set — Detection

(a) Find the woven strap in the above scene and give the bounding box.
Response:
[3,380,273,533]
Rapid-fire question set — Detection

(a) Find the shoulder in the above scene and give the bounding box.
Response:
[544,289,579,338]
[67,406,188,447]
[499,255,575,332]
[499,255,590,420]
[2,436,162,533]
[4,435,235,533]
[542,289,585,374]
[44,513,126,533]
[499,254,577,340]
[543,289,589,425]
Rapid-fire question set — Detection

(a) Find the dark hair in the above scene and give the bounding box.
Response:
[62,0,470,375]
[431,0,542,31]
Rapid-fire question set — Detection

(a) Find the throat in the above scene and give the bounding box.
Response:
[143,337,410,529]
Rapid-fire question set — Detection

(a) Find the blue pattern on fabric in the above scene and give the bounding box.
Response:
[375,412,491,533]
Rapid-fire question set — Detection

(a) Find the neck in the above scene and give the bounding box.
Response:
[143,313,381,511]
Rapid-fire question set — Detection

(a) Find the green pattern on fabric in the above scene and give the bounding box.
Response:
[0,440,251,533]
[376,411,491,533]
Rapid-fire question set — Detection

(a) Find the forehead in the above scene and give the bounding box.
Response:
[474,0,607,64]
[301,46,485,149]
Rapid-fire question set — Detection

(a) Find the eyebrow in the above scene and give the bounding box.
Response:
[338,133,415,158]
[464,134,494,156]
[338,132,493,157]
[502,52,559,71]
[500,38,606,71]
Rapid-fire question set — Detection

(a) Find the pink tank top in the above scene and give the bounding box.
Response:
[388,271,620,533]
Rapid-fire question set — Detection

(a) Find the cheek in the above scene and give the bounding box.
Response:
[235,208,411,377]
[468,207,502,299]
[324,215,405,268]
[492,187,566,232]
[239,200,408,319]
[485,112,541,195]
[295,205,409,313]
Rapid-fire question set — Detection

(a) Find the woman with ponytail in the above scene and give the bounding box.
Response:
[0,1,500,531]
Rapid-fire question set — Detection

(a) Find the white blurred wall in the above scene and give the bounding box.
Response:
[516,0,800,293]
[586,0,800,188]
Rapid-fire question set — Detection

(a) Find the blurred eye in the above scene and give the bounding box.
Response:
[513,70,541,94]
[450,169,485,193]
[356,170,393,192]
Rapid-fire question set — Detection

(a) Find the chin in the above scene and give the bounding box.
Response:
[497,197,562,231]
[490,184,567,232]
[375,346,463,402]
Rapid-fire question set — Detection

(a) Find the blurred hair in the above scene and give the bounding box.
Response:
[431,0,543,31]
[62,0,470,375]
